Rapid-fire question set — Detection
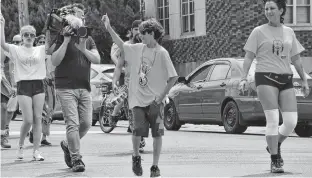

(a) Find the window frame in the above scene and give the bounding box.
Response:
[186,64,213,83]
[206,64,231,82]
[140,0,145,18]
[180,0,195,34]
[285,0,312,31]
[156,0,170,35]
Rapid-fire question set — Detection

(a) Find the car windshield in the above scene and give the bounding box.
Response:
[237,60,310,79]
[102,68,114,79]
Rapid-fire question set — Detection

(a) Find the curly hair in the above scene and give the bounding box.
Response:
[139,18,165,42]
[57,3,85,18]
[263,0,287,23]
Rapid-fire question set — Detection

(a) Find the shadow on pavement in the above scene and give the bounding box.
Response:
[1,160,57,167]
[99,150,153,157]
[178,130,264,137]
[94,132,131,136]
[178,130,299,138]
[239,171,301,177]
[36,168,85,177]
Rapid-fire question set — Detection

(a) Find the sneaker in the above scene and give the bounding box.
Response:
[150,165,161,178]
[60,140,72,168]
[132,155,143,176]
[266,146,284,166]
[33,150,44,161]
[16,146,24,160]
[271,159,284,173]
[1,135,11,148]
[109,115,118,127]
[29,131,33,144]
[71,159,85,172]
[41,140,52,146]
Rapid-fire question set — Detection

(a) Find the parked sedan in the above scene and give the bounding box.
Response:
[53,64,115,126]
[165,58,312,137]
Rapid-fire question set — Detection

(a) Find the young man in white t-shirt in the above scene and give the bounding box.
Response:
[102,15,178,177]
[109,20,146,153]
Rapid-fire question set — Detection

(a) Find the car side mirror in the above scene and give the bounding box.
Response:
[178,76,187,84]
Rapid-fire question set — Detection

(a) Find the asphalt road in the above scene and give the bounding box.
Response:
[1,117,311,177]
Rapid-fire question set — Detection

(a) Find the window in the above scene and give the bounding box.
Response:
[90,68,98,79]
[208,65,231,81]
[181,0,195,33]
[157,0,169,35]
[102,68,115,79]
[189,65,212,83]
[285,0,312,25]
[140,0,145,18]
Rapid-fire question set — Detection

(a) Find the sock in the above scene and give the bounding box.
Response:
[1,130,6,135]
[271,154,278,161]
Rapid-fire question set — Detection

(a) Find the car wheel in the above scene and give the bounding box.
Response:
[164,99,181,131]
[222,101,247,134]
[294,125,312,137]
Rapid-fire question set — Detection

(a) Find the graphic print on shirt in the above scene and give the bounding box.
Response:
[272,39,284,57]
[139,60,152,87]
[23,55,40,67]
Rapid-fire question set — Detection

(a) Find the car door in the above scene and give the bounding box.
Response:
[177,64,213,121]
[202,62,231,121]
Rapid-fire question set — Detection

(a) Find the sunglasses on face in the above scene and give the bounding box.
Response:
[23,33,36,38]
[38,41,45,45]
[12,41,21,45]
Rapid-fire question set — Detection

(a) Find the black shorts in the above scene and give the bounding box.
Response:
[255,72,293,91]
[17,80,45,97]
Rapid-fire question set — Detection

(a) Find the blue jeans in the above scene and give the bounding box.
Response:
[56,89,92,161]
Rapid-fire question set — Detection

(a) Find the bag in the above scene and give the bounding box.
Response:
[7,95,18,112]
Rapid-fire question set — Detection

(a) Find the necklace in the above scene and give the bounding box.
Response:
[271,25,285,60]
[138,45,158,87]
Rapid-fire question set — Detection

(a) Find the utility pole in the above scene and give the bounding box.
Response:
[18,0,29,29]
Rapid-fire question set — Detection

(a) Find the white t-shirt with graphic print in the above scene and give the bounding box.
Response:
[244,24,305,74]
[8,44,46,82]
[123,43,178,109]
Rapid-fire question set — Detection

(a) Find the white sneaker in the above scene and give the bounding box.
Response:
[33,150,44,161]
[16,146,24,160]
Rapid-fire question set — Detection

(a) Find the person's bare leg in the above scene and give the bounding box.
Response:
[152,136,162,166]
[32,93,45,152]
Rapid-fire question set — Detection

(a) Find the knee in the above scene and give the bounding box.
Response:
[66,124,79,134]
[23,118,33,125]
[264,109,279,135]
[80,119,91,130]
[280,112,298,136]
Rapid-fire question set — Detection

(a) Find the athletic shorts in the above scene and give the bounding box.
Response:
[132,102,164,137]
[17,80,45,97]
[255,72,293,91]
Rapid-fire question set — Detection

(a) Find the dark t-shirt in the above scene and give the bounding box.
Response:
[54,36,97,91]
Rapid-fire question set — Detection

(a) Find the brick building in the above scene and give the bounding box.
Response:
[141,0,312,76]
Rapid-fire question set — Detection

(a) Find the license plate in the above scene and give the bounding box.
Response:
[294,87,303,96]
